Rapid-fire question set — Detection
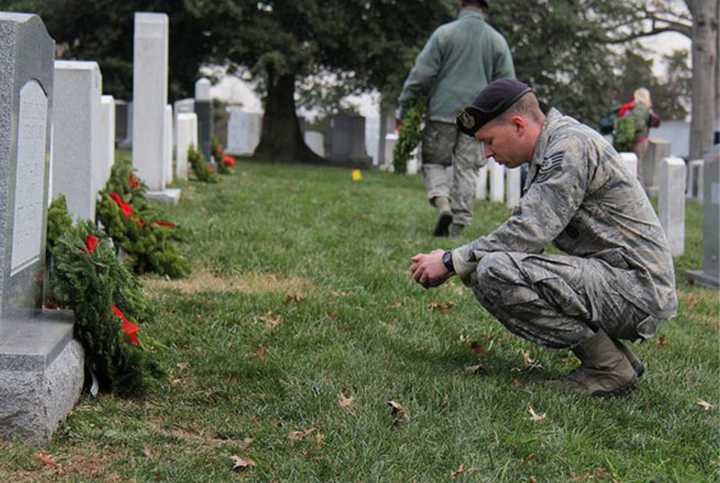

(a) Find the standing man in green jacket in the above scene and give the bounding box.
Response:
[397,0,515,237]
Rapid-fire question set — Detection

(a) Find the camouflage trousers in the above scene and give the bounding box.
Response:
[470,252,662,349]
[421,121,485,227]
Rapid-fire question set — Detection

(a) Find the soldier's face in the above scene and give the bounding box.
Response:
[475,117,531,168]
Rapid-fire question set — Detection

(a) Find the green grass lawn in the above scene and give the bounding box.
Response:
[2,161,719,482]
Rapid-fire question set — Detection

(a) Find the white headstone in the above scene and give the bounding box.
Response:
[506,166,522,207]
[163,104,173,184]
[620,152,638,178]
[305,131,325,157]
[383,133,398,172]
[365,115,379,165]
[687,159,704,202]
[489,159,505,202]
[175,113,197,181]
[658,157,686,256]
[51,61,102,221]
[227,109,262,155]
[476,166,488,200]
[132,13,169,191]
[98,95,115,194]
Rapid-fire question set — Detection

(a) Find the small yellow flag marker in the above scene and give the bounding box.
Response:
[352,169,363,181]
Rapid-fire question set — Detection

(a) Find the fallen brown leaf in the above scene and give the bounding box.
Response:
[331,290,353,297]
[255,344,268,360]
[427,301,454,314]
[284,292,306,304]
[511,378,524,388]
[259,311,283,329]
[35,451,58,468]
[528,406,546,423]
[386,400,410,424]
[388,301,402,309]
[697,399,714,411]
[239,437,254,451]
[464,364,484,374]
[288,428,315,441]
[529,476,538,483]
[521,350,544,370]
[451,463,465,479]
[338,393,354,410]
[231,455,256,471]
[176,361,189,370]
[143,445,155,459]
[656,335,668,348]
[526,453,536,461]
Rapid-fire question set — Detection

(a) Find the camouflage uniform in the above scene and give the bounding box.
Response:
[451,109,678,348]
[398,8,514,227]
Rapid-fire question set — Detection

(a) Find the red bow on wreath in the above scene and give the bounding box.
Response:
[85,234,99,254]
[111,304,140,346]
[109,192,133,218]
[223,154,236,167]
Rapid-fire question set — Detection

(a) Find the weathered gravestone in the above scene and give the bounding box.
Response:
[658,157,686,256]
[640,138,670,196]
[226,109,262,155]
[51,60,102,221]
[175,112,198,181]
[687,146,720,288]
[114,100,132,148]
[194,78,213,161]
[476,166,488,200]
[687,159,704,202]
[304,131,325,157]
[132,13,178,204]
[382,132,398,171]
[620,152,638,178]
[506,166,522,208]
[488,158,505,203]
[98,95,115,195]
[0,12,83,443]
[326,114,372,167]
[163,104,172,184]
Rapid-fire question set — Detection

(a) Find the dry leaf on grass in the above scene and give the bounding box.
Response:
[239,437,254,451]
[176,361,189,370]
[529,476,538,483]
[387,400,410,424]
[464,364,484,374]
[338,393,354,410]
[513,350,543,372]
[143,445,155,459]
[258,311,283,329]
[387,301,402,309]
[528,406,546,423]
[451,463,465,479]
[288,428,315,441]
[255,344,268,360]
[511,378,524,388]
[231,455,256,471]
[697,399,714,411]
[656,335,668,348]
[35,451,58,468]
[284,292,306,304]
[331,290,353,297]
[427,301,454,314]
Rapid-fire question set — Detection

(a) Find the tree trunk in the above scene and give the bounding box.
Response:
[253,70,325,163]
[687,0,718,159]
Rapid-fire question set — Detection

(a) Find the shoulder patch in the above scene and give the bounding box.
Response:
[536,151,564,183]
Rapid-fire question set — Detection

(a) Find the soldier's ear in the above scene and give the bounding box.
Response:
[510,115,528,135]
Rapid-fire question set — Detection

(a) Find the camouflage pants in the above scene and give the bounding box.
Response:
[421,121,485,227]
[470,252,662,349]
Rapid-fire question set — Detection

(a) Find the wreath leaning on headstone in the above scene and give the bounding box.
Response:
[188,146,219,183]
[48,216,164,397]
[393,100,426,175]
[96,159,190,279]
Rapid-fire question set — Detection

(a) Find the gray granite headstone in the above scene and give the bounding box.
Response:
[640,138,670,196]
[326,114,372,167]
[194,78,213,161]
[687,145,720,288]
[226,109,262,155]
[0,12,83,443]
[114,99,131,147]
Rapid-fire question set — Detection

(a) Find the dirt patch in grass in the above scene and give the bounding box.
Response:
[143,270,314,296]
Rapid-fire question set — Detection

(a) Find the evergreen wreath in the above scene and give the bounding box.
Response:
[49,220,164,397]
[613,116,636,153]
[211,137,231,175]
[47,195,73,258]
[96,159,190,279]
[393,101,426,175]
[188,146,218,183]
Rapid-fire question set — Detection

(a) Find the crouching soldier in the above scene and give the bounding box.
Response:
[410,78,677,396]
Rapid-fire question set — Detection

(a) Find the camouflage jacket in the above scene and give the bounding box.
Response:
[397,8,515,122]
[452,109,678,319]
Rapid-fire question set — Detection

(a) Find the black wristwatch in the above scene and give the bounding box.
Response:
[442,250,455,274]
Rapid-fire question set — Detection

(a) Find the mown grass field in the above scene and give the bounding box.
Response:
[1,160,718,482]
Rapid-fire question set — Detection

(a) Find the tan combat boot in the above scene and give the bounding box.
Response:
[432,196,452,237]
[610,336,645,378]
[546,329,638,397]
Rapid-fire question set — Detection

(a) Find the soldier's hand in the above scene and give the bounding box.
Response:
[410,249,451,289]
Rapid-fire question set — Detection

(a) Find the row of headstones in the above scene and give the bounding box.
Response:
[0,10,209,443]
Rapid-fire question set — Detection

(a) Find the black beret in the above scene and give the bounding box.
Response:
[456,79,532,137]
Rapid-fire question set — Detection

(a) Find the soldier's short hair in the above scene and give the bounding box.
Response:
[496,93,544,125]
